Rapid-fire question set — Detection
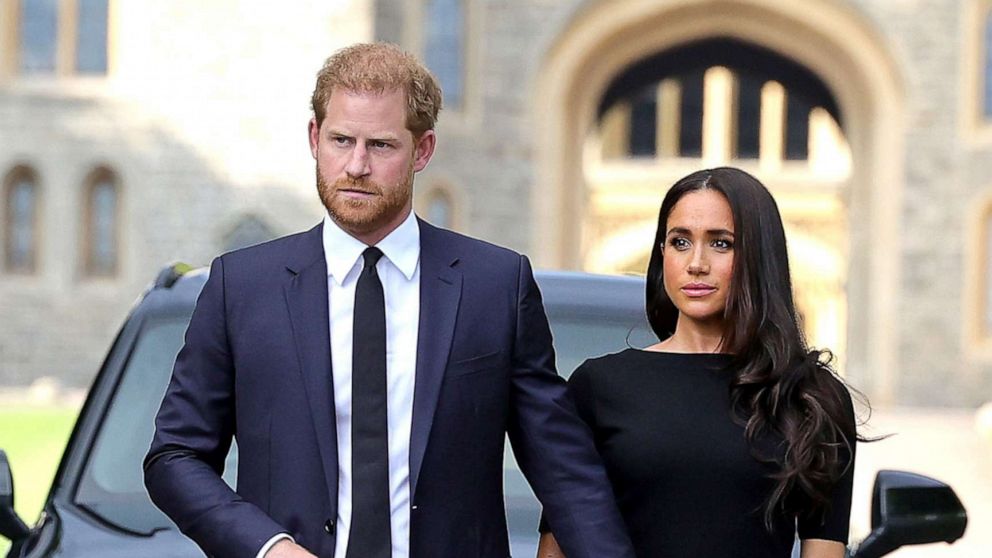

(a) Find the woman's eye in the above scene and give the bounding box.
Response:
[712,239,734,250]
[669,237,690,251]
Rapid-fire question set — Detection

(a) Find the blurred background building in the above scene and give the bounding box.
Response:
[1,0,991,412]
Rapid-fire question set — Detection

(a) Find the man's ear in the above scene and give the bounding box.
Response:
[412,129,436,172]
[308,117,320,159]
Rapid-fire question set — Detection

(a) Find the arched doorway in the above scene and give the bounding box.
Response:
[533,0,904,402]
[583,36,851,370]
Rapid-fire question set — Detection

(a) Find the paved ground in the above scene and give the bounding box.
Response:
[2,382,989,555]
[850,406,992,557]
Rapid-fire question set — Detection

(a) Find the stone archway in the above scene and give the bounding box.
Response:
[532,0,905,403]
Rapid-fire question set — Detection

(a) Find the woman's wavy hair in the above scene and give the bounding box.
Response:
[646,167,859,529]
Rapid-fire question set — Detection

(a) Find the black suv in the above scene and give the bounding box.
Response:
[1,265,967,557]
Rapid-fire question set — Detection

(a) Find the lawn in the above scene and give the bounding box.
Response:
[0,405,79,554]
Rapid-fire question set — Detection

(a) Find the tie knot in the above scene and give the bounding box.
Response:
[362,246,383,269]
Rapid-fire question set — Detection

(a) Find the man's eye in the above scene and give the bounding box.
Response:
[371,141,391,149]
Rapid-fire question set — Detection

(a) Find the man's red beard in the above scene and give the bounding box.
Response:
[315,165,413,238]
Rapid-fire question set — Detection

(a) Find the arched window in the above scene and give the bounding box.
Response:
[424,0,465,110]
[425,189,454,229]
[3,166,40,273]
[83,168,119,276]
[223,215,276,252]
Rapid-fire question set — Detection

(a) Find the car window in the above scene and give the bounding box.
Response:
[69,277,654,544]
[504,309,655,548]
[547,312,656,378]
[74,317,237,534]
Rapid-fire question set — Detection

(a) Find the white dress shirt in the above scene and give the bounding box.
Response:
[259,210,420,558]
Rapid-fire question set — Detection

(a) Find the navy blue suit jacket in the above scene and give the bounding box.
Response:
[144,220,633,558]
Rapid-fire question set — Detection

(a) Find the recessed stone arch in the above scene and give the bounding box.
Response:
[532,0,905,402]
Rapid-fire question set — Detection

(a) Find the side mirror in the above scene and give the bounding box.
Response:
[0,449,31,541]
[851,470,967,558]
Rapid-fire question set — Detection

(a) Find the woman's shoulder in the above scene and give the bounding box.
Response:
[572,347,732,378]
[567,348,647,384]
[571,348,638,373]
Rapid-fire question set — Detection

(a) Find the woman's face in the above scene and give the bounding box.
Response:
[662,189,735,329]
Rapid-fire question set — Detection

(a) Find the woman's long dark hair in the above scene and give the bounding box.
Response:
[646,167,859,529]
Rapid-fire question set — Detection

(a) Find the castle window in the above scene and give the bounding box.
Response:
[3,167,40,273]
[678,70,705,158]
[424,0,465,110]
[735,72,763,159]
[10,0,108,76]
[76,0,109,73]
[426,189,453,229]
[629,86,658,157]
[785,94,812,160]
[19,0,58,73]
[83,168,119,276]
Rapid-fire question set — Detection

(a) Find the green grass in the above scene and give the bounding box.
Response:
[0,405,79,554]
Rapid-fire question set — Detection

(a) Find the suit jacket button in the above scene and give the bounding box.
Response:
[324,519,334,534]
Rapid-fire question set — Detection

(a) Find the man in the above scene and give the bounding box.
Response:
[144,43,633,558]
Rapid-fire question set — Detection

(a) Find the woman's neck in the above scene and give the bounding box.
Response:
[650,316,727,354]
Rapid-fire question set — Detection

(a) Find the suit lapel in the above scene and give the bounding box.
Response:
[410,221,462,500]
[283,223,339,511]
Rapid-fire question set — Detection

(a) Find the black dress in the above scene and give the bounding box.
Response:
[543,349,855,558]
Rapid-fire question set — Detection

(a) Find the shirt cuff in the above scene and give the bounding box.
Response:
[256,533,294,558]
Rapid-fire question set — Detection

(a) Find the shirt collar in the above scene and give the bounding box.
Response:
[322,209,420,285]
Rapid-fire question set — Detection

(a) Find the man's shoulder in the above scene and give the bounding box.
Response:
[220,224,322,271]
[420,220,522,263]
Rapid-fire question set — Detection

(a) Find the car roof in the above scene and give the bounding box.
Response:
[139,264,646,318]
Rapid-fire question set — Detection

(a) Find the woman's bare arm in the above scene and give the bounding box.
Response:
[537,532,567,558]
[800,538,846,558]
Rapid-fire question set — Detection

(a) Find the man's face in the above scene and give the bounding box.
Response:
[309,87,435,245]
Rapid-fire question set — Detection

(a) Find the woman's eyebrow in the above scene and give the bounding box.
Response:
[665,226,735,236]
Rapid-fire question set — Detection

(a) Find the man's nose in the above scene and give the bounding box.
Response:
[345,144,371,178]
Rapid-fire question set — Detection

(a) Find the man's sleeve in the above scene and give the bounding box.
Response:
[504,255,635,558]
[143,256,285,558]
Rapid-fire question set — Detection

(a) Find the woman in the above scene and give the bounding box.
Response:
[538,167,857,558]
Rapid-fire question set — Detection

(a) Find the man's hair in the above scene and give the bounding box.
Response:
[311,43,443,137]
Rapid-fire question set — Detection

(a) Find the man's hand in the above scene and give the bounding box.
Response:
[265,539,318,558]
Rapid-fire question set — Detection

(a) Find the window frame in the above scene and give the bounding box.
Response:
[404,0,482,132]
[963,0,992,143]
[3,165,42,274]
[966,194,992,359]
[417,179,463,232]
[0,0,111,80]
[81,165,121,278]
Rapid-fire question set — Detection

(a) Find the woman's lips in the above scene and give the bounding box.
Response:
[681,284,717,297]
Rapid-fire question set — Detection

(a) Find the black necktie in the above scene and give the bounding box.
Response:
[346,247,391,558]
